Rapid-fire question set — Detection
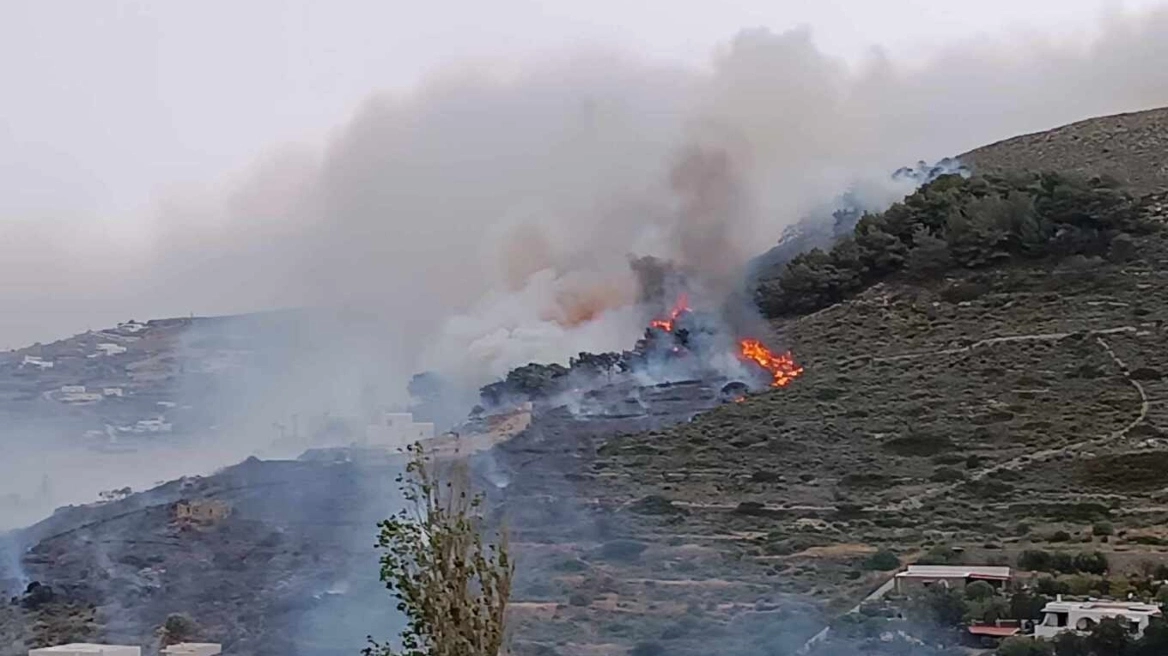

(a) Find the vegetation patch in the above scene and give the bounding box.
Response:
[881,433,954,457]
[1076,452,1168,492]
[756,171,1150,317]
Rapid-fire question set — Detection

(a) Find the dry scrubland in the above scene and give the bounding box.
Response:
[493,109,1168,656]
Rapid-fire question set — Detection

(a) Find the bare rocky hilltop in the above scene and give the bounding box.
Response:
[961,106,1168,195]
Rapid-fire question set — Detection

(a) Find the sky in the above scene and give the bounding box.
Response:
[1,0,1167,352]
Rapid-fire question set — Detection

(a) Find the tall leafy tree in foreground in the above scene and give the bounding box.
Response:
[365,443,513,656]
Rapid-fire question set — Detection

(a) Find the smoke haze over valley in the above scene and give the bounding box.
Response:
[2,0,1168,559]
[2,3,1168,391]
[7,4,1168,656]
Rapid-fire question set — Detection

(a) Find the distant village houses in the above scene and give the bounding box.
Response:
[57,385,103,404]
[116,417,172,434]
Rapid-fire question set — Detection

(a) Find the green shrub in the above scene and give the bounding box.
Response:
[1018,550,1053,571]
[629,642,666,656]
[996,636,1053,656]
[918,544,962,566]
[862,550,901,571]
[965,580,996,601]
[1072,551,1109,575]
[597,540,648,562]
[567,592,592,607]
[1092,521,1114,536]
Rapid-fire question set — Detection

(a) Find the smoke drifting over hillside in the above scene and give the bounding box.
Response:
[5,9,1168,398]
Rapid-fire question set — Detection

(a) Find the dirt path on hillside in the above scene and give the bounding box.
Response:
[885,326,1151,511]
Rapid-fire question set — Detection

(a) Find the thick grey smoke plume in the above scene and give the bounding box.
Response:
[4,9,1168,410]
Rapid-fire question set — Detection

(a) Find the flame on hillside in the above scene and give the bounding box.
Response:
[644,293,803,388]
[649,294,690,332]
[738,339,803,388]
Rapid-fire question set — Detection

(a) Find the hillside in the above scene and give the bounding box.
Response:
[491,208,1168,655]
[4,108,1168,656]
[961,107,1168,195]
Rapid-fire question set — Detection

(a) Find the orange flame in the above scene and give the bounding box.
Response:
[649,293,690,332]
[739,339,804,388]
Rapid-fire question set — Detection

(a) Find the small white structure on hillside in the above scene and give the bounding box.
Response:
[58,385,103,404]
[162,645,221,656]
[364,411,434,449]
[94,343,127,356]
[102,387,124,397]
[894,565,1012,594]
[1035,598,1162,639]
[22,355,53,369]
[117,321,146,334]
[29,644,141,656]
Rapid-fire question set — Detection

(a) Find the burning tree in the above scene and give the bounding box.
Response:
[365,443,513,656]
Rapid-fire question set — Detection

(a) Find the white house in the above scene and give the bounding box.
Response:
[161,644,220,656]
[117,321,146,334]
[102,387,124,397]
[60,385,86,394]
[95,343,127,357]
[364,411,435,449]
[29,644,140,656]
[21,355,53,369]
[161,644,219,653]
[116,418,173,434]
[134,418,173,433]
[62,393,103,404]
[1035,598,1163,639]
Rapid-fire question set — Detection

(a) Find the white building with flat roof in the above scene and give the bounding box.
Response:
[95,343,128,357]
[161,644,221,656]
[1035,599,1162,639]
[21,355,53,369]
[364,411,434,450]
[29,644,141,656]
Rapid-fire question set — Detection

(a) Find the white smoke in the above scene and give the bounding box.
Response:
[3,9,1168,401]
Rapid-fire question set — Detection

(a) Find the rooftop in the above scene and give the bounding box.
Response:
[896,565,1012,580]
[968,625,1022,637]
[29,646,141,655]
[1043,600,1163,614]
